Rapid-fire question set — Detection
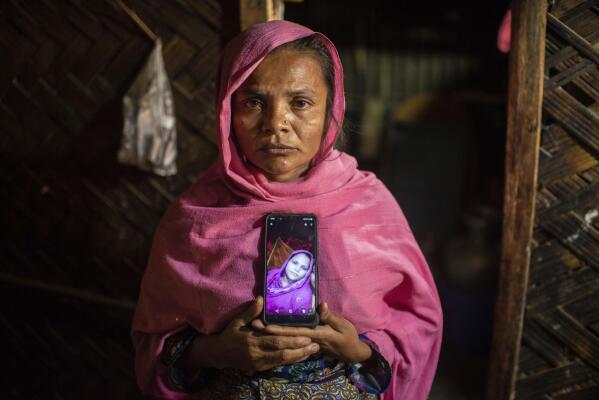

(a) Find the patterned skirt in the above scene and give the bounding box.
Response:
[191,369,379,400]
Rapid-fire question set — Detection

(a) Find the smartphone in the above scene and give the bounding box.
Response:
[262,213,319,327]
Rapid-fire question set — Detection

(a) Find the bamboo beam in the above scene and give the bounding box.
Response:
[486,1,547,399]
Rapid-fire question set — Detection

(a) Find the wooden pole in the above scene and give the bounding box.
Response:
[239,0,281,31]
[486,1,547,399]
[239,0,304,31]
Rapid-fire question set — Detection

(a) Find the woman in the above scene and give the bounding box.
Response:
[265,250,315,315]
[132,20,442,399]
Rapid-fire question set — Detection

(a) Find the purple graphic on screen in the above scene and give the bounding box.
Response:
[265,249,315,315]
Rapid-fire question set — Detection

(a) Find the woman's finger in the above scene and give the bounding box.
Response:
[318,303,346,331]
[251,318,266,330]
[234,297,263,326]
[319,302,331,321]
[262,324,320,338]
[262,343,320,365]
[258,335,312,350]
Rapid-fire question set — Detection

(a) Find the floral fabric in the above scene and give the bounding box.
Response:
[160,327,390,399]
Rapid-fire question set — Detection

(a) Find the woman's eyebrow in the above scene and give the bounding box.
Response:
[236,88,265,97]
[286,88,316,96]
[238,88,316,94]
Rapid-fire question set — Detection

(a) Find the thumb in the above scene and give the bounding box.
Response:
[236,296,263,326]
[319,303,345,331]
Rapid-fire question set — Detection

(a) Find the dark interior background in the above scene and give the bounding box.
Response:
[285,1,509,397]
[0,0,508,398]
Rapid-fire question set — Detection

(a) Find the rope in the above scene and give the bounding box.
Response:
[114,0,158,42]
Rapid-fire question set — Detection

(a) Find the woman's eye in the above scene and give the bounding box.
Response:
[293,99,311,109]
[245,99,263,110]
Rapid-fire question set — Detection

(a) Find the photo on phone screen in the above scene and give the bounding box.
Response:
[263,213,318,326]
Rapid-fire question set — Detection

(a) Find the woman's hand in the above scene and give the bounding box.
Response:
[206,296,320,374]
[254,303,372,363]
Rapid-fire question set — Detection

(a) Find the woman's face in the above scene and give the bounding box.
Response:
[232,49,328,182]
[284,253,311,283]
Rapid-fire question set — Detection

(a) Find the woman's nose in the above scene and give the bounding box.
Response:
[261,102,290,134]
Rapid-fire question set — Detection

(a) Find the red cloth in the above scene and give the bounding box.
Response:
[497,10,512,53]
[132,20,443,399]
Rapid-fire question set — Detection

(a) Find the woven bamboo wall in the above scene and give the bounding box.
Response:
[515,1,599,398]
[0,0,220,397]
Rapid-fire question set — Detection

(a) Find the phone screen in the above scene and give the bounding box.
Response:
[263,213,318,326]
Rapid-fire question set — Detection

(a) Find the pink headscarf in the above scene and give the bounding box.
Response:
[132,20,442,400]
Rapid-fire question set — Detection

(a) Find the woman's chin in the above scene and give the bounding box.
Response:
[245,156,308,182]
[260,164,310,182]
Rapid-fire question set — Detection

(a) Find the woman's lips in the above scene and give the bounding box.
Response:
[260,144,297,155]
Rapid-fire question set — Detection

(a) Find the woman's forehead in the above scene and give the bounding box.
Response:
[239,50,325,91]
[292,253,310,261]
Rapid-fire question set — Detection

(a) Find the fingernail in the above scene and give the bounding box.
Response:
[310,344,319,352]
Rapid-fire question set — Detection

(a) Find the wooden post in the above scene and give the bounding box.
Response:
[486,1,547,400]
[239,0,282,31]
[239,0,303,31]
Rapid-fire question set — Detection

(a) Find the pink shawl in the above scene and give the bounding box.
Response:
[132,20,442,400]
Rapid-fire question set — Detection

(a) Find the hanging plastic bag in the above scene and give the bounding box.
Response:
[118,38,177,176]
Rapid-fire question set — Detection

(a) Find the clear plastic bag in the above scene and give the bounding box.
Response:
[118,39,177,176]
